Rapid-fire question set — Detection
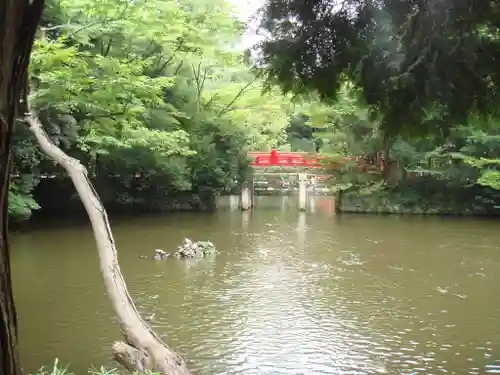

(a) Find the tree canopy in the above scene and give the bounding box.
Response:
[3,0,499,220]
[9,0,302,220]
[256,0,500,136]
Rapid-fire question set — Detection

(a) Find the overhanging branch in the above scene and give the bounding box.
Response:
[25,107,191,375]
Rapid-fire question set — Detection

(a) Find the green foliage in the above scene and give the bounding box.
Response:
[10,121,44,221]
[13,0,499,219]
[31,358,160,375]
[277,77,500,213]
[11,0,298,219]
[256,0,500,136]
[252,0,500,212]
[462,155,500,190]
[9,179,40,221]
[188,121,251,193]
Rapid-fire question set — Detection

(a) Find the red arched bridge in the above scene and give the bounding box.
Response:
[248,150,385,171]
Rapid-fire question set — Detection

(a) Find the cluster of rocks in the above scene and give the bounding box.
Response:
[174,238,217,258]
[152,238,217,260]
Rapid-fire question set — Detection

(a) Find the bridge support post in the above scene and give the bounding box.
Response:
[251,178,255,208]
[298,173,307,211]
[335,188,343,214]
[240,180,253,211]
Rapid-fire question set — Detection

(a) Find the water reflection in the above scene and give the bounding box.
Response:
[309,194,316,213]
[10,196,500,375]
[241,210,250,231]
[229,195,239,210]
[225,194,335,216]
[214,229,388,375]
[280,195,288,211]
[297,212,306,247]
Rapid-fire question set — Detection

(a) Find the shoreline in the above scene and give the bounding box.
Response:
[336,190,500,217]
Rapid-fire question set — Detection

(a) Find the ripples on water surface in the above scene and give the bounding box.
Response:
[11,196,500,374]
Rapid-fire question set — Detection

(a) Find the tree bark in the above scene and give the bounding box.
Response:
[0,1,46,374]
[25,111,191,375]
[0,118,21,375]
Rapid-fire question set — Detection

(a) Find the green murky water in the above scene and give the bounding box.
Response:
[12,196,500,374]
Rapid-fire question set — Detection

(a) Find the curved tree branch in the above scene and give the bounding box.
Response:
[25,109,191,375]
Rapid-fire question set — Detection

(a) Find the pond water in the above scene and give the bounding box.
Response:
[11,195,500,374]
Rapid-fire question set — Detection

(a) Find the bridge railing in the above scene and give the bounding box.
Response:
[251,155,322,168]
[248,150,384,171]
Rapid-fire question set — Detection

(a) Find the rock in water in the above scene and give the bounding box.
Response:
[152,240,217,260]
[152,249,169,260]
[173,239,217,259]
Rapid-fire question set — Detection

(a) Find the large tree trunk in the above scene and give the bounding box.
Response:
[25,111,191,374]
[0,1,45,374]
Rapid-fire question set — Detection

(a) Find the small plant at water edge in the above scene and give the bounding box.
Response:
[31,359,162,375]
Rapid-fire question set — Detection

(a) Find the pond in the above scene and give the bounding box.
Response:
[11,195,500,374]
